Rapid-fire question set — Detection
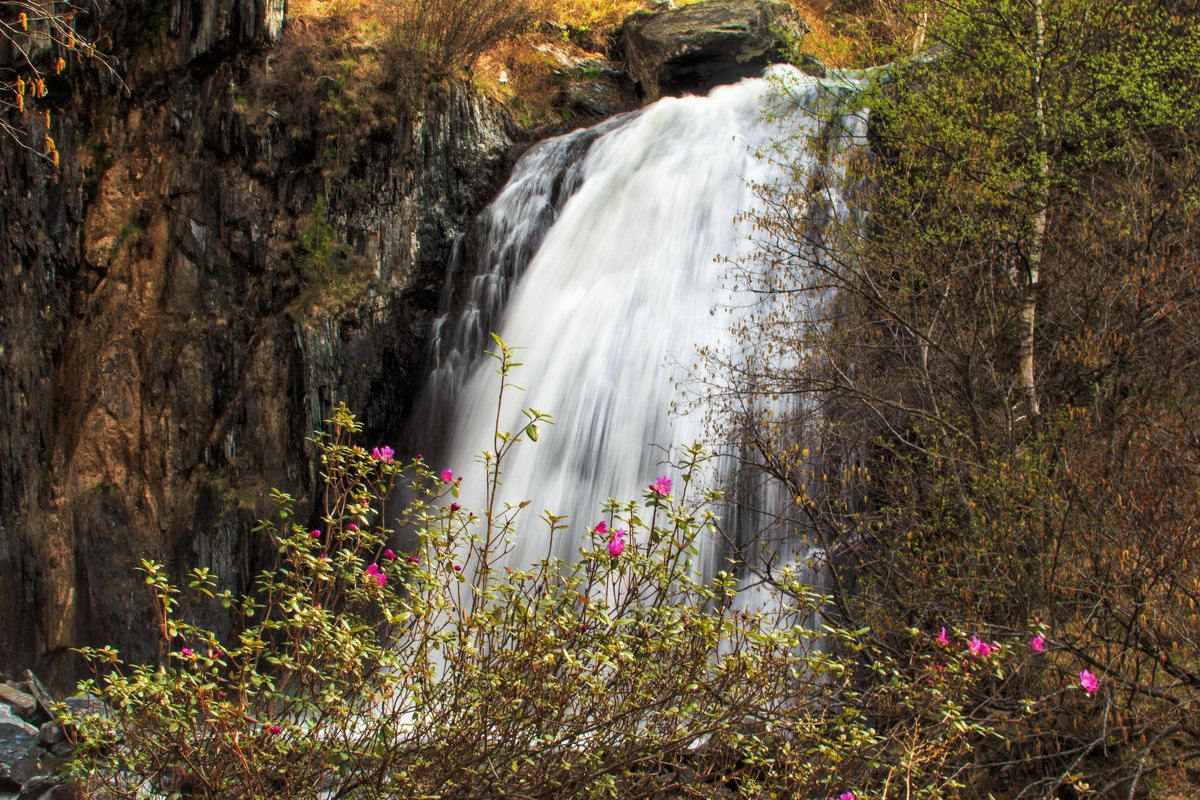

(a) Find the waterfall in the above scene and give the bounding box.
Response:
[410,65,868,584]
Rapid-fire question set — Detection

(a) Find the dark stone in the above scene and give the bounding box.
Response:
[529,43,633,120]
[35,723,64,749]
[16,776,61,800]
[565,79,628,117]
[798,52,828,78]
[622,0,808,100]
[0,707,37,789]
[56,697,110,724]
[48,742,74,760]
[19,675,53,729]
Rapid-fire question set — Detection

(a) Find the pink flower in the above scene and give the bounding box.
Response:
[441,469,454,483]
[650,476,672,497]
[607,527,626,558]
[595,520,607,535]
[1031,635,1045,652]
[406,555,420,564]
[371,446,395,464]
[309,529,321,538]
[180,647,194,658]
[840,793,857,800]
[968,636,993,658]
[366,563,381,575]
[318,554,330,561]
[937,627,949,646]
[267,724,282,735]
[365,563,386,586]
[383,549,397,561]
[450,502,460,512]
[452,565,462,572]
[346,523,358,531]
[1080,670,1099,694]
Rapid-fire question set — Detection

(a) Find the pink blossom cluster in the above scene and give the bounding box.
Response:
[968,636,997,658]
[365,563,386,587]
[597,520,626,557]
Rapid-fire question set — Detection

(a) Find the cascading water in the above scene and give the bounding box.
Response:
[410,65,867,587]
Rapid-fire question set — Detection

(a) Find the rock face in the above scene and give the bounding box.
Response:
[0,0,516,690]
[622,0,808,101]
[532,42,631,119]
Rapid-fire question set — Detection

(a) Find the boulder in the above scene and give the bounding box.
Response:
[56,697,111,726]
[16,775,63,800]
[622,0,808,101]
[0,707,37,790]
[35,724,64,751]
[21,674,55,726]
[0,689,34,725]
[564,79,627,117]
[797,52,828,78]
[532,43,632,119]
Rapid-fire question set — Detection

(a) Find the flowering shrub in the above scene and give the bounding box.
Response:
[65,339,1050,799]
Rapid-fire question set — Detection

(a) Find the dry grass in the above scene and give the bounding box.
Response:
[784,0,860,65]
[284,0,882,73]
[274,0,897,128]
[550,0,647,30]
[473,38,566,127]
[787,0,933,65]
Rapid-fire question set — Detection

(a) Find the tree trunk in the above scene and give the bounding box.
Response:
[1020,0,1047,431]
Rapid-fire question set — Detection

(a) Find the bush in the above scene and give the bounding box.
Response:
[64,338,1052,799]
[382,0,548,83]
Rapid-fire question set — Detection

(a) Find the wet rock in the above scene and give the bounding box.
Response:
[622,0,808,100]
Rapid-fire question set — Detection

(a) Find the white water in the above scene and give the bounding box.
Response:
[415,66,867,582]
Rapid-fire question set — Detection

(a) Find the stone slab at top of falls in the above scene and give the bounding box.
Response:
[622,0,811,101]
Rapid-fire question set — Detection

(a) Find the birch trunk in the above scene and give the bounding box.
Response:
[1020,0,1047,430]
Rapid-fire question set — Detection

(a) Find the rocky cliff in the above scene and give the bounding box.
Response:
[0,0,517,690]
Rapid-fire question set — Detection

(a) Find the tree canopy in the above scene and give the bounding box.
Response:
[714,0,1200,794]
